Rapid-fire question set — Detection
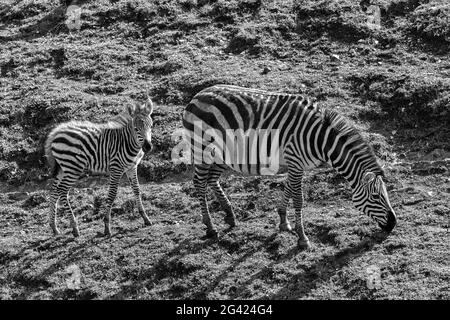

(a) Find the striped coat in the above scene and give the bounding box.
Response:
[183,85,397,248]
[45,99,154,237]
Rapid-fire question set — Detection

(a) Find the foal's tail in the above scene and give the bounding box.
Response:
[44,127,60,178]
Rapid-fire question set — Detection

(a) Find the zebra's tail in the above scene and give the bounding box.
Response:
[44,127,60,178]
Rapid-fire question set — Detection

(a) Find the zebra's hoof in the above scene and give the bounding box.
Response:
[297,239,311,250]
[104,228,112,237]
[143,219,152,226]
[205,229,219,239]
[72,230,80,238]
[52,229,61,236]
[224,215,236,228]
[279,222,292,232]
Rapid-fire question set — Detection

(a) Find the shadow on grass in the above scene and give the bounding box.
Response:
[187,232,280,299]
[267,231,389,299]
[108,235,220,299]
[107,228,389,299]
[4,220,389,299]
[8,5,67,41]
[7,225,146,299]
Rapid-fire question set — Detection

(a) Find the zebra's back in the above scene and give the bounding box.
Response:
[184,84,315,130]
[45,121,112,175]
[185,85,397,242]
[183,85,322,174]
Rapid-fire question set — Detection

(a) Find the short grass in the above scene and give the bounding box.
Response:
[0,170,448,299]
[0,0,449,300]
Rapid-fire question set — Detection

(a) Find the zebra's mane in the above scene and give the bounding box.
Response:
[107,112,132,128]
[53,112,132,131]
[321,108,384,177]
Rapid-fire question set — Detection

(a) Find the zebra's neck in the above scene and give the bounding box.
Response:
[103,121,141,152]
[329,147,381,190]
[320,110,382,190]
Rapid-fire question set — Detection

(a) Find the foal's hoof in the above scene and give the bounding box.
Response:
[72,229,80,238]
[52,229,61,236]
[297,239,311,250]
[279,222,292,232]
[143,219,152,226]
[103,228,112,237]
[224,215,236,228]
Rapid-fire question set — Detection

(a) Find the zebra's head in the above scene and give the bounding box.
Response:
[127,95,154,152]
[353,171,397,233]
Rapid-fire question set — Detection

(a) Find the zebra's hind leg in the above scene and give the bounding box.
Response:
[103,170,123,236]
[56,174,80,237]
[193,164,218,239]
[49,178,61,236]
[277,182,292,232]
[207,165,235,228]
[287,165,310,250]
[126,166,151,226]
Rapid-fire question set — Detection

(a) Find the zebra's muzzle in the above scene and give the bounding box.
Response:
[379,211,397,233]
[142,140,153,153]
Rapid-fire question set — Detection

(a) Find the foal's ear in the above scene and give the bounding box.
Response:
[141,98,153,115]
[142,90,154,115]
[362,172,376,185]
[142,87,153,115]
[126,103,136,116]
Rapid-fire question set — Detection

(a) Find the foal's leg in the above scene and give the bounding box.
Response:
[126,166,151,226]
[103,169,123,236]
[56,174,80,237]
[49,176,62,235]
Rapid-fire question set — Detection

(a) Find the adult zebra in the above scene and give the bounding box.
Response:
[44,96,154,237]
[182,84,397,249]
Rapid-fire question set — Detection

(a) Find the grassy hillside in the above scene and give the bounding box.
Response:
[1,0,449,186]
[0,0,449,299]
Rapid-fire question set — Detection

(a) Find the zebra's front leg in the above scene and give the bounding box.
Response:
[126,167,151,226]
[194,164,218,238]
[287,166,310,249]
[103,170,122,236]
[210,181,235,227]
[278,183,292,232]
[293,197,310,250]
[208,165,235,228]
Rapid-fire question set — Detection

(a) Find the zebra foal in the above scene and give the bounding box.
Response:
[182,85,397,249]
[44,95,154,237]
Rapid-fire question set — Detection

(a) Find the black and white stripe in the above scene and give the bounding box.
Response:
[182,85,397,248]
[44,97,154,237]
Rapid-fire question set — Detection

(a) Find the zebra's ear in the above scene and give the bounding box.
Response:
[142,87,154,115]
[375,176,383,190]
[362,171,376,185]
[140,98,153,115]
[126,102,136,116]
